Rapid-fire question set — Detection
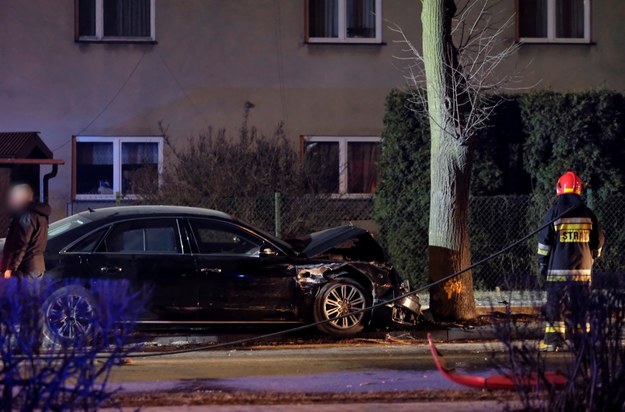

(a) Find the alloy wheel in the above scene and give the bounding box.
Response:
[46,293,95,342]
[322,284,367,329]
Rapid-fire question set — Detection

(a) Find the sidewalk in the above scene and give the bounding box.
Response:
[103,401,512,412]
[418,290,546,310]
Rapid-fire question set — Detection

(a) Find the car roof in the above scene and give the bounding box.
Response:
[76,205,234,221]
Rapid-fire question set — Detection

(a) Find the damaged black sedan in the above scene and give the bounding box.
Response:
[39,206,420,341]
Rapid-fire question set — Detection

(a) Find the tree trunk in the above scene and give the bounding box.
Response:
[422,0,477,320]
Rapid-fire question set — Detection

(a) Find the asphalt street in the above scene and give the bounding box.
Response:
[108,341,567,393]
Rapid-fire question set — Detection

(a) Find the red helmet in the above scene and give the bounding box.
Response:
[556,171,583,196]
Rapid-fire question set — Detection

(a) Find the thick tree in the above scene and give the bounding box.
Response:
[422,0,475,320]
[391,0,518,319]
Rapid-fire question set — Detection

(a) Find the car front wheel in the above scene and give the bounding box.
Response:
[313,279,371,337]
[42,285,98,346]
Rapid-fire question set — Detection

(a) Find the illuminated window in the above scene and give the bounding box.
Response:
[518,0,590,43]
[308,0,382,43]
[304,136,380,196]
[73,136,163,200]
[77,0,155,41]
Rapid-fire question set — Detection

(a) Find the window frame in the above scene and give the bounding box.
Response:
[517,0,591,44]
[63,218,185,255]
[303,135,381,198]
[186,218,266,257]
[95,218,183,255]
[72,136,164,201]
[75,0,156,43]
[306,0,383,44]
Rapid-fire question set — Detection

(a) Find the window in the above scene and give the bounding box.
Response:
[73,136,163,200]
[189,220,262,256]
[76,0,155,41]
[518,0,590,43]
[97,219,181,253]
[304,136,380,196]
[308,0,382,43]
[66,228,108,253]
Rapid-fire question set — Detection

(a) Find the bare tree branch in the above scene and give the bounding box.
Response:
[390,0,522,142]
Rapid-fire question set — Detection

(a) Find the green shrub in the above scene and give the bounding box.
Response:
[521,90,625,199]
[375,90,430,286]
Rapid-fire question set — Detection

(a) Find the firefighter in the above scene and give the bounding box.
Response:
[537,171,605,352]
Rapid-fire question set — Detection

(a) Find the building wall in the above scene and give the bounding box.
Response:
[1,0,624,220]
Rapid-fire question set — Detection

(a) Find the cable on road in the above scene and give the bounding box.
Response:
[116,204,577,359]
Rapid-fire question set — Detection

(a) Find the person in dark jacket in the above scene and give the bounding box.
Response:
[2,184,51,279]
[537,171,605,352]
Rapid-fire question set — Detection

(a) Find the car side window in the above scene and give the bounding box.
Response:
[189,219,261,255]
[66,227,108,253]
[96,219,181,254]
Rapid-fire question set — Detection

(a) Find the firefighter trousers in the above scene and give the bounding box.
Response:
[544,280,591,347]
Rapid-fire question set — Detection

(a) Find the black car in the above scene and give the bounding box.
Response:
[9,206,421,341]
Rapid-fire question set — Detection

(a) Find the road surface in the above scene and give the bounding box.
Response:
[109,341,567,393]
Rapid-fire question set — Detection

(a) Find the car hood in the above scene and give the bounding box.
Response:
[291,226,372,258]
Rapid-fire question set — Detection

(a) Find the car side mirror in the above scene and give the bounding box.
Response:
[259,245,280,257]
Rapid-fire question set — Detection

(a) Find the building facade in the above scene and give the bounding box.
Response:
[1,0,623,220]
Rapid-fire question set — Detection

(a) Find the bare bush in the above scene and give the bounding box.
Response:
[492,285,625,412]
[133,113,351,237]
[137,113,310,206]
[0,278,145,411]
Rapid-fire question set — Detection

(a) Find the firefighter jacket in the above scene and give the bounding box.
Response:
[1,202,50,275]
[537,194,605,283]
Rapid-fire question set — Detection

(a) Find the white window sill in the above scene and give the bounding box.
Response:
[77,36,156,44]
[519,37,592,45]
[307,38,383,45]
[74,194,140,201]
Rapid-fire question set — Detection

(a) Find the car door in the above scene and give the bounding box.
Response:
[186,218,298,322]
[82,218,199,320]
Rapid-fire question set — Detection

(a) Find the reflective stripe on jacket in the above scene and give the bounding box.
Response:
[537,194,604,283]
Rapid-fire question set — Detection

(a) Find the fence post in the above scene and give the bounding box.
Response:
[587,188,593,209]
[274,192,281,238]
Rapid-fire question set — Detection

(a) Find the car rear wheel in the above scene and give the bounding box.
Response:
[313,279,371,337]
[42,285,98,346]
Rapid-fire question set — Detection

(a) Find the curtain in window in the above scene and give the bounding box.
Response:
[556,0,585,38]
[122,142,158,194]
[76,142,114,195]
[347,0,376,38]
[309,0,338,38]
[519,0,548,38]
[77,142,113,165]
[122,142,158,165]
[104,0,151,37]
[304,142,340,193]
[347,142,379,193]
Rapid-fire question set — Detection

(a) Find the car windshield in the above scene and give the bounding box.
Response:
[48,215,93,239]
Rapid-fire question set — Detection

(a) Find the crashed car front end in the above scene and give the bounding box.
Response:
[290,226,422,328]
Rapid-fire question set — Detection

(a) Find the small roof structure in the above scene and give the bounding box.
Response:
[0,132,64,205]
[0,132,63,165]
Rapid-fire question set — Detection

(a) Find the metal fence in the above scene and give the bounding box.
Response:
[201,194,624,291]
